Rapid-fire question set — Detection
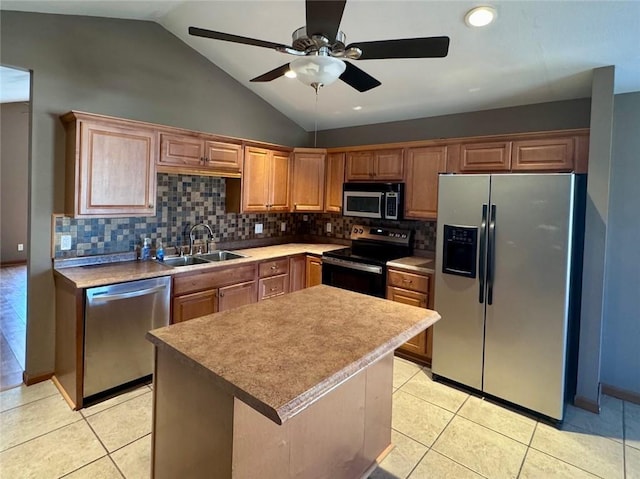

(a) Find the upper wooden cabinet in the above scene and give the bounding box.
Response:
[242,146,291,212]
[458,141,512,172]
[346,148,404,181]
[324,152,345,213]
[158,132,242,177]
[61,111,158,218]
[404,146,450,220]
[291,149,325,212]
[451,131,589,174]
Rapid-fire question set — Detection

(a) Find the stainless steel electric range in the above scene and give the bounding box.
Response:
[321,224,413,298]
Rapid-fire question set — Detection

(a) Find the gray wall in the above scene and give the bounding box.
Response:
[576,66,615,408]
[601,91,640,395]
[0,11,308,378]
[314,98,591,147]
[0,102,29,264]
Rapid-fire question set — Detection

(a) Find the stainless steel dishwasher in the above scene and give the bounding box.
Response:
[84,276,171,399]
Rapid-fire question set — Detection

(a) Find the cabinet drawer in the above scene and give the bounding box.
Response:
[174,264,256,295]
[259,258,289,278]
[387,270,429,293]
[386,286,428,308]
[258,274,289,300]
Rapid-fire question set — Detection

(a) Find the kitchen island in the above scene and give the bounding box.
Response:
[146,284,440,479]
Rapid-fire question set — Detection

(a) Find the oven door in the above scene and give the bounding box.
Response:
[343,191,384,219]
[321,257,386,298]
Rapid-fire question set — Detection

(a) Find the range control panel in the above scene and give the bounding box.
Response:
[350,225,412,246]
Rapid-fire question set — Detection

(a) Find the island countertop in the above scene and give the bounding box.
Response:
[146,284,440,425]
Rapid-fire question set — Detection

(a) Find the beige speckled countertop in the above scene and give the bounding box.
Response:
[53,243,345,289]
[386,255,436,275]
[146,284,440,425]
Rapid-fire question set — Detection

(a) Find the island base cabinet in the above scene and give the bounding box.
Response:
[151,349,394,479]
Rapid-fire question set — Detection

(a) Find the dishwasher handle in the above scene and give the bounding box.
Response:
[88,284,169,304]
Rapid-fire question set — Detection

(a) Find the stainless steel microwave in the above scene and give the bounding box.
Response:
[343,183,404,220]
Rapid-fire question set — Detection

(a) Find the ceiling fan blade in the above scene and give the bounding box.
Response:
[305,0,346,41]
[348,36,450,59]
[339,62,381,92]
[250,64,291,82]
[189,27,290,51]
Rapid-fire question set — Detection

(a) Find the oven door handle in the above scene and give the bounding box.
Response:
[322,257,383,275]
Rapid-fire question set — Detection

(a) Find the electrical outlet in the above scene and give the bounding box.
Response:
[17,243,24,252]
[303,215,309,221]
[326,222,332,233]
[61,235,72,251]
[281,222,287,232]
[255,223,263,234]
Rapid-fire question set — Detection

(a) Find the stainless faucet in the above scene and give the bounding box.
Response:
[189,223,214,255]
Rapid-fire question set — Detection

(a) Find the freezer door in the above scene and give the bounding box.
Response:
[433,174,490,390]
[483,174,574,420]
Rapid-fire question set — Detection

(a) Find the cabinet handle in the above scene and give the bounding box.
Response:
[219,292,224,297]
[271,265,277,270]
[270,287,277,291]
[294,203,297,210]
[205,157,210,163]
[148,204,154,208]
[402,279,412,283]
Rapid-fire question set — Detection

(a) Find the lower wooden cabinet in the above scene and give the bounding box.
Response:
[173,289,218,324]
[289,255,306,292]
[258,258,290,300]
[387,268,434,366]
[218,281,257,312]
[306,255,322,287]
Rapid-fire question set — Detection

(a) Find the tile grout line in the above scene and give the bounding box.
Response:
[0,414,85,455]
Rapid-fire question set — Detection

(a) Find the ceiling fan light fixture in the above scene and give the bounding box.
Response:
[465,6,497,27]
[290,56,346,88]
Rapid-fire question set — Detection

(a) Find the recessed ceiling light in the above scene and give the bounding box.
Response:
[284,70,297,79]
[353,106,362,111]
[465,6,496,27]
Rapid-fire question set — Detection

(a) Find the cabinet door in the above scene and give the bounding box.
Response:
[404,146,447,220]
[512,137,574,171]
[325,152,345,213]
[218,281,257,312]
[204,141,242,173]
[172,289,217,324]
[242,147,270,212]
[386,286,428,357]
[458,141,512,172]
[374,149,404,180]
[291,151,325,212]
[346,151,374,180]
[76,121,157,217]
[289,255,307,292]
[269,151,291,211]
[159,133,204,168]
[305,256,322,287]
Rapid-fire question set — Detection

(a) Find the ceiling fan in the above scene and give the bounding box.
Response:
[189,0,450,93]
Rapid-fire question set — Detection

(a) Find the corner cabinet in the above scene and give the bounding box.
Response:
[387,268,434,366]
[242,146,291,212]
[291,149,326,212]
[61,111,158,218]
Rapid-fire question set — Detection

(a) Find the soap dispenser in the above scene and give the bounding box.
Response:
[141,237,151,261]
[156,238,164,261]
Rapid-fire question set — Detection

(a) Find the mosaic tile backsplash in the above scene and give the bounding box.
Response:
[53,173,436,258]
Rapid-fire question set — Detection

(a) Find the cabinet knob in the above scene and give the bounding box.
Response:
[271,265,277,270]
[148,204,153,208]
[219,292,224,297]
[270,287,277,291]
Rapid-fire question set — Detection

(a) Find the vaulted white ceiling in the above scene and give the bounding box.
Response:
[2,1,639,131]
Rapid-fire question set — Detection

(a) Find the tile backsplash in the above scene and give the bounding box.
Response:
[53,173,436,258]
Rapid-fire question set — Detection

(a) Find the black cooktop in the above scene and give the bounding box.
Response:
[323,247,398,267]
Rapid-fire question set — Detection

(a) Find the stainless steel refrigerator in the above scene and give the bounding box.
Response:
[432,173,584,421]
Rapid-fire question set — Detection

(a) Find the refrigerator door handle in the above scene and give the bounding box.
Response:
[487,204,496,305]
[478,204,488,303]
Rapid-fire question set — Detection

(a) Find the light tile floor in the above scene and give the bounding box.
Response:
[0,357,638,478]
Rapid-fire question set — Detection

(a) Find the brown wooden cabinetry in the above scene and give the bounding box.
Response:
[158,132,242,177]
[325,152,345,213]
[458,141,512,172]
[387,268,433,366]
[171,264,257,323]
[291,149,325,212]
[512,137,575,171]
[289,255,307,293]
[306,255,322,287]
[242,146,291,212]
[404,146,449,220]
[346,149,404,181]
[258,258,289,300]
[61,111,158,218]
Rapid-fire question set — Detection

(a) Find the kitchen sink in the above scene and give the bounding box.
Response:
[162,256,211,267]
[197,251,246,262]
